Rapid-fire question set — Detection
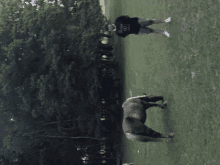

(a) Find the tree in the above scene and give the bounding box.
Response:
[0,0,118,164]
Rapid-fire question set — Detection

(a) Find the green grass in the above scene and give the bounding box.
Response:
[108,0,220,164]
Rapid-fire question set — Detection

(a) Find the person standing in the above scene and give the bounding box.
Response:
[105,16,171,38]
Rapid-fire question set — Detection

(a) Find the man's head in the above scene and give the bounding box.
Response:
[105,24,116,32]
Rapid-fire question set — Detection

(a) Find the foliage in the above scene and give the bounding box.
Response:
[0,0,114,164]
[0,0,105,121]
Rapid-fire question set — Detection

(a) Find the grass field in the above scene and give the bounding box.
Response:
[107,0,220,165]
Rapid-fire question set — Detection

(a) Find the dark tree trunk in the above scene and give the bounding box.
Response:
[100,33,112,38]
[98,43,113,51]
[96,50,113,57]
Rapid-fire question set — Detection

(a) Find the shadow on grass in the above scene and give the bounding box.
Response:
[107,1,128,164]
[108,0,126,103]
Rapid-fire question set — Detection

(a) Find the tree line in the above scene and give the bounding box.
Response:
[0,0,121,164]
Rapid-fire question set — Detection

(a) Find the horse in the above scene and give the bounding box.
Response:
[122,94,174,142]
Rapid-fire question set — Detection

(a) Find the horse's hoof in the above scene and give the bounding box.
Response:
[160,102,167,109]
[163,101,167,105]
[169,132,174,137]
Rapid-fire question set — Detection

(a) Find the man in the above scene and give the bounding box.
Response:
[105,16,171,38]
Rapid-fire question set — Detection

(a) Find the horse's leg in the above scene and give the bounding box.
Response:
[145,126,172,138]
[143,96,164,102]
[143,102,166,109]
[126,95,163,103]
[135,124,173,139]
[126,95,150,101]
[141,94,164,102]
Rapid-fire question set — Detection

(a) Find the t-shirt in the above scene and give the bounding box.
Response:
[114,15,140,38]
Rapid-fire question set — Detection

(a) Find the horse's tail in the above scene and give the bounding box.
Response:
[125,133,162,142]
